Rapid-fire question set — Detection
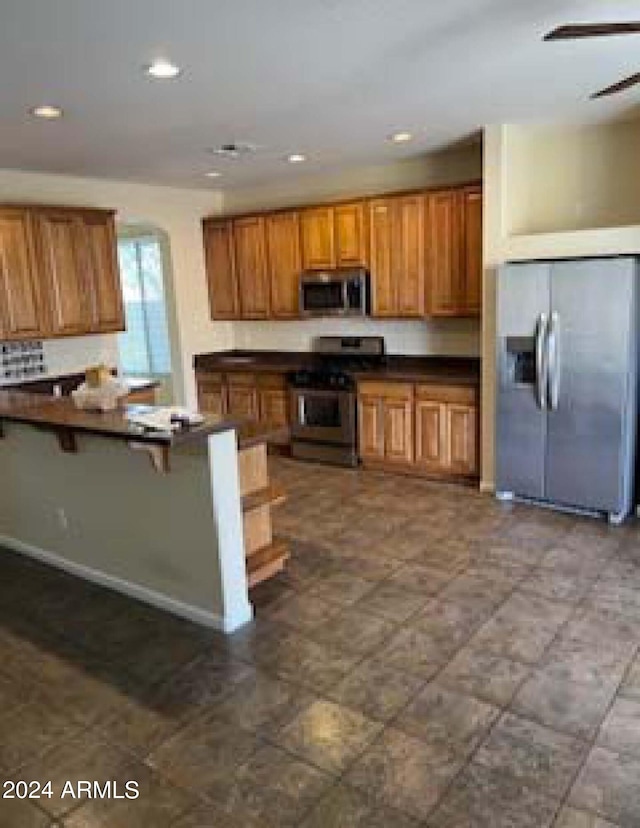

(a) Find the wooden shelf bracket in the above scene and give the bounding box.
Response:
[128,440,170,474]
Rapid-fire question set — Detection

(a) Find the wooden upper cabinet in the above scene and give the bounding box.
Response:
[368,195,424,318]
[334,201,367,267]
[233,216,270,319]
[462,186,482,316]
[200,182,481,322]
[425,190,463,317]
[266,212,301,319]
[368,199,394,316]
[0,208,45,340]
[82,212,124,332]
[300,206,335,270]
[203,219,238,320]
[34,209,92,336]
[394,195,424,317]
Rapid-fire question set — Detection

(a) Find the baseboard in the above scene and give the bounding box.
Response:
[0,534,252,633]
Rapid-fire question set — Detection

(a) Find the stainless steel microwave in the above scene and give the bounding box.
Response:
[299,269,370,317]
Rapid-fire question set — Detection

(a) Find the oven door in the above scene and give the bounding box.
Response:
[290,387,356,445]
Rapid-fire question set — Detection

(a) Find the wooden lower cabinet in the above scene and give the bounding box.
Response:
[415,398,448,472]
[358,379,479,481]
[226,373,260,420]
[357,382,414,467]
[447,402,478,476]
[383,396,414,465]
[197,374,227,418]
[196,370,290,442]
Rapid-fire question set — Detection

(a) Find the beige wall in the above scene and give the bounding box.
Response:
[505,120,640,236]
[234,317,480,356]
[0,169,228,407]
[0,425,239,625]
[481,119,640,490]
[226,143,483,358]
[224,143,482,214]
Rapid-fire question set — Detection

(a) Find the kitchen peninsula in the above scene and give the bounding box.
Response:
[0,391,286,633]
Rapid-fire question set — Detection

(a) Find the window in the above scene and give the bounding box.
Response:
[117,236,172,376]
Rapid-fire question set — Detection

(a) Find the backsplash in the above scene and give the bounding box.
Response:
[232,318,481,356]
[0,341,47,384]
[0,334,119,386]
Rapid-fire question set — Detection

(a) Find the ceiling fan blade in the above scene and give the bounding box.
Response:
[545,22,640,40]
[591,73,640,98]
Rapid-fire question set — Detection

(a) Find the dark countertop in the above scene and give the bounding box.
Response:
[0,391,283,449]
[4,371,160,397]
[194,350,481,386]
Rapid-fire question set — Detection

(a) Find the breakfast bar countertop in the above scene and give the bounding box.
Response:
[0,391,286,449]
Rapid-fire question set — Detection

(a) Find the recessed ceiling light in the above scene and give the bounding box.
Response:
[205,171,221,178]
[389,131,413,143]
[30,105,63,119]
[287,153,306,163]
[145,59,181,79]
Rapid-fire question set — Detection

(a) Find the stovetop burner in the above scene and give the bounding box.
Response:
[288,335,386,391]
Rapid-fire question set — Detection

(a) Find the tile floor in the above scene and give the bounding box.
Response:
[1,458,640,825]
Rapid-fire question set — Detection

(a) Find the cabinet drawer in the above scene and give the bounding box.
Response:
[196,371,224,384]
[415,383,477,405]
[357,380,413,400]
[256,372,287,390]
[226,372,257,387]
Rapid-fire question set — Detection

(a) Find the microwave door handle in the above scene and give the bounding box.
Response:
[535,313,548,410]
[298,395,306,425]
[342,278,349,312]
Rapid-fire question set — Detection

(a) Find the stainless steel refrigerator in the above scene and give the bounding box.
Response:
[496,257,639,523]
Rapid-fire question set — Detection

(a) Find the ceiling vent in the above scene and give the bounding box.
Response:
[208,142,258,159]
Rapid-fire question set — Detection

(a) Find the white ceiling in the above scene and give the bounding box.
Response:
[1,0,640,190]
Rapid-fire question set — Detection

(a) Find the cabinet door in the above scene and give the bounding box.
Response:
[462,186,482,316]
[83,212,124,332]
[368,199,395,316]
[300,207,335,270]
[446,403,478,476]
[34,210,91,336]
[227,374,259,420]
[228,386,259,420]
[234,216,270,319]
[335,201,367,267]
[383,396,414,465]
[357,395,384,460]
[415,398,447,472]
[259,388,289,427]
[197,377,227,417]
[395,195,425,317]
[0,209,45,340]
[203,220,238,319]
[266,212,301,319]
[426,190,463,316]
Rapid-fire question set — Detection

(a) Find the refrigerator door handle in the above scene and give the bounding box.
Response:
[535,313,549,410]
[547,312,561,411]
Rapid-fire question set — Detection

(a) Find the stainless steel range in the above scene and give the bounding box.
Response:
[289,336,385,467]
